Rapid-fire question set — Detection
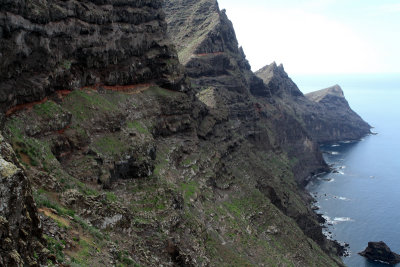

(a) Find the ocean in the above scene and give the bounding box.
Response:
[293,73,400,267]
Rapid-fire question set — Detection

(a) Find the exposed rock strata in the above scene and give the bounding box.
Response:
[256,63,371,142]
[164,0,343,265]
[0,0,185,114]
[0,0,370,266]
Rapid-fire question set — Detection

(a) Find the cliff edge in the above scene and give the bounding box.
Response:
[256,63,371,142]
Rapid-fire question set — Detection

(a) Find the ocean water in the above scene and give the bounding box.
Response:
[295,74,400,267]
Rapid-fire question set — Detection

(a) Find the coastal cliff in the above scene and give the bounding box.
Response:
[256,63,371,142]
[0,0,370,266]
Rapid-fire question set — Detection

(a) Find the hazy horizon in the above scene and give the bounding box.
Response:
[217,0,400,76]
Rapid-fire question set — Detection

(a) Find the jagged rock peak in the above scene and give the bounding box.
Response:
[164,0,267,96]
[306,85,345,103]
[163,0,223,64]
[255,62,288,81]
[255,62,303,97]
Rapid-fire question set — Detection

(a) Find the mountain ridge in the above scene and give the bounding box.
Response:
[0,0,371,266]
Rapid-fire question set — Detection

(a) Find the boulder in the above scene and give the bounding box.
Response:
[359,241,400,264]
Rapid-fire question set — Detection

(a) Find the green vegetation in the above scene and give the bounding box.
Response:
[44,235,65,263]
[180,181,198,203]
[63,90,116,121]
[33,100,64,118]
[5,118,57,169]
[76,181,99,197]
[106,192,118,202]
[144,86,180,97]
[33,190,75,217]
[60,60,72,70]
[127,121,149,134]
[93,135,127,157]
[34,189,105,241]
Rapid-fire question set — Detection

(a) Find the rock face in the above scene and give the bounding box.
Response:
[164,0,343,265]
[0,0,185,114]
[256,63,371,142]
[359,241,400,264]
[0,133,47,266]
[0,0,372,266]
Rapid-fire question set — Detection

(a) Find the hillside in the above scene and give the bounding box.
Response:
[0,0,371,266]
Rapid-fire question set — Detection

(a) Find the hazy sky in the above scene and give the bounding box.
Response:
[217,0,400,75]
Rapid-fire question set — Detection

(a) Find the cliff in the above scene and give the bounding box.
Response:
[256,63,371,143]
[0,0,370,266]
[164,0,343,265]
[0,0,185,118]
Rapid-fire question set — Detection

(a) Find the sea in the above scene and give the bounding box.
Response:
[293,73,400,267]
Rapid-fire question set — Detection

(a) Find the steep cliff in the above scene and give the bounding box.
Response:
[164,0,344,265]
[1,133,47,266]
[0,0,369,266]
[0,0,185,117]
[256,63,371,142]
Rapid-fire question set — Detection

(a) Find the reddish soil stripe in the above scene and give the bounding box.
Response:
[5,97,48,117]
[57,124,70,135]
[57,90,72,97]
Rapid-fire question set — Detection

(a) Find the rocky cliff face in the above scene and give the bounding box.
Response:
[164,0,343,265]
[304,85,371,142]
[0,133,47,266]
[256,63,371,143]
[0,0,369,266]
[0,0,185,117]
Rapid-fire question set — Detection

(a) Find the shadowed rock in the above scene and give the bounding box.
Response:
[256,64,371,142]
[359,241,400,265]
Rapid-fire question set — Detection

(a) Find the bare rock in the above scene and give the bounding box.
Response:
[359,241,400,265]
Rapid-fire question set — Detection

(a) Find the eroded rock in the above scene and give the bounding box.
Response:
[359,241,400,265]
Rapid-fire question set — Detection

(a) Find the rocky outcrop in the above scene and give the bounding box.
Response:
[304,85,371,141]
[0,133,47,266]
[256,63,371,142]
[255,62,303,97]
[359,241,400,265]
[0,0,185,114]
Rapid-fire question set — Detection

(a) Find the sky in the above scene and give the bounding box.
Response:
[217,0,400,75]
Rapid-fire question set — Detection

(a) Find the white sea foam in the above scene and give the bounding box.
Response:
[331,151,340,155]
[338,196,349,201]
[322,215,331,222]
[333,217,354,223]
[331,144,340,147]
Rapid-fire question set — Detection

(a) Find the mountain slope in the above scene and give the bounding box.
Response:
[256,63,371,142]
[164,0,345,265]
[0,0,372,266]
